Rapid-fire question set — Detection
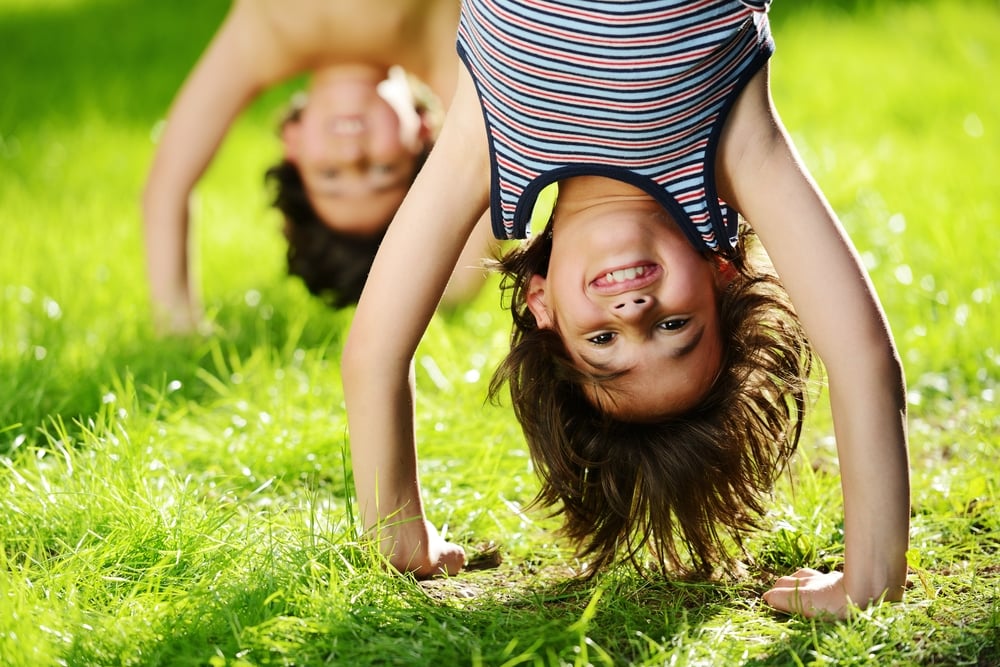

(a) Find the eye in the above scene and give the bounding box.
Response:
[587,332,616,346]
[370,164,396,176]
[657,318,689,332]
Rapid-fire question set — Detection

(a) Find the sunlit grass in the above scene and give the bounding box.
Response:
[1,0,998,664]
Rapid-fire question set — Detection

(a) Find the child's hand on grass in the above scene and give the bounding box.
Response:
[762,568,849,619]
[388,519,466,579]
[152,303,213,338]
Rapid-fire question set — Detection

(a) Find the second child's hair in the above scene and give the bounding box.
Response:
[488,221,813,577]
[266,158,387,308]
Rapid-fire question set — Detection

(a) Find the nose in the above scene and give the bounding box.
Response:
[330,135,365,166]
[322,117,368,163]
[611,294,655,321]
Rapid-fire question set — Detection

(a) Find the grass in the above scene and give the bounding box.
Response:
[1,0,998,664]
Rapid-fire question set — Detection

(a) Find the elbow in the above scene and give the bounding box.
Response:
[140,183,155,225]
[341,326,390,393]
[141,179,169,233]
[141,162,165,220]
[141,163,190,233]
[867,330,906,401]
[342,293,419,392]
[341,333,412,412]
[341,333,367,390]
[828,326,908,412]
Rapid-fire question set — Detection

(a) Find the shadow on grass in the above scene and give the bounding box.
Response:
[47,554,1000,665]
[363,568,999,666]
[74,555,996,666]
[77,563,741,665]
[455,572,740,663]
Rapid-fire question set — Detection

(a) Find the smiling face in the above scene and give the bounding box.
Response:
[282,65,430,236]
[526,178,731,420]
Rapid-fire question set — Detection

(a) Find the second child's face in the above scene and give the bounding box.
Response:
[527,190,728,421]
[284,69,427,236]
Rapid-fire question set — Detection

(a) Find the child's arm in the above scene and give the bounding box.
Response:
[719,66,910,618]
[342,66,491,576]
[142,2,293,334]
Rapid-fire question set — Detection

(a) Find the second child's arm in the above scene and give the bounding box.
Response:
[142,1,295,333]
[342,67,491,576]
[719,66,910,618]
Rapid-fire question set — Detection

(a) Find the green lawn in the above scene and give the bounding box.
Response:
[2,1,998,665]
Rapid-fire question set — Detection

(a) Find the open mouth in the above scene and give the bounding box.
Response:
[590,263,661,295]
[329,116,365,135]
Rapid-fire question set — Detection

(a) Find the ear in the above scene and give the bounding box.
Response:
[713,256,739,289]
[416,111,435,146]
[281,117,302,164]
[526,274,554,329]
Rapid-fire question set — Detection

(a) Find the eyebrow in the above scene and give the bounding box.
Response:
[576,324,705,373]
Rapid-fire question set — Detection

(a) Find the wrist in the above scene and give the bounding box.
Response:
[843,554,907,607]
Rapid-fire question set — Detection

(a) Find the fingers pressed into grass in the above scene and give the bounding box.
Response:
[385,519,467,579]
[762,567,848,620]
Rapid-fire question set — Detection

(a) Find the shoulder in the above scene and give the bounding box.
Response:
[715,65,781,203]
[225,0,460,98]
[213,0,316,83]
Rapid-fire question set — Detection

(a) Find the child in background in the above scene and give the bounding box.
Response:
[143,0,493,334]
[342,0,910,619]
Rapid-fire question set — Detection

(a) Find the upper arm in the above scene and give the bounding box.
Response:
[717,66,898,372]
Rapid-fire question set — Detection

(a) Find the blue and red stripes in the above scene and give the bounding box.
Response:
[458,0,773,254]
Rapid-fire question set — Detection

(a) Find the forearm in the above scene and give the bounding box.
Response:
[342,273,454,572]
[782,225,911,608]
[343,358,425,532]
[828,345,910,605]
[341,207,477,562]
[141,6,275,332]
[790,203,910,605]
[142,188,200,333]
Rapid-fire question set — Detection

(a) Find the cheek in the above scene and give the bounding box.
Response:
[296,113,325,146]
[296,125,328,164]
[551,283,601,333]
[367,109,409,154]
[675,260,722,306]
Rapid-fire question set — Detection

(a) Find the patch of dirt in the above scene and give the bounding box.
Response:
[417,545,583,604]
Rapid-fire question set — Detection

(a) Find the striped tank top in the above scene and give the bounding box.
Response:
[457,0,773,255]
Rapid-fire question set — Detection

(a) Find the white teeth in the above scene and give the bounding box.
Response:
[331,118,364,134]
[604,266,646,284]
